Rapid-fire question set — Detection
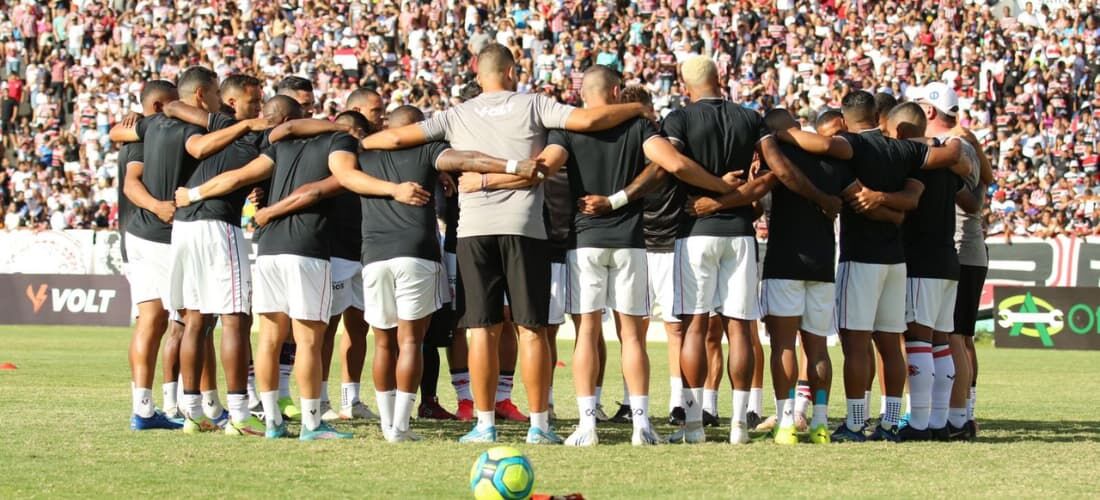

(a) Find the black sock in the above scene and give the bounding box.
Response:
[421,346,440,400]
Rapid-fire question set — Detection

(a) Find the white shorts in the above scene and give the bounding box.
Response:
[362,257,446,329]
[167,220,252,315]
[549,261,566,325]
[672,236,759,320]
[835,262,907,333]
[330,257,365,316]
[253,254,332,322]
[566,247,649,316]
[647,251,678,323]
[760,279,836,337]
[905,277,958,332]
[125,232,172,309]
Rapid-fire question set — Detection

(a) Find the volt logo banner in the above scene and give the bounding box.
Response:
[994,286,1100,350]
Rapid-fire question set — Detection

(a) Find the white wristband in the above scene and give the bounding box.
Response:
[188,187,203,203]
[505,159,519,174]
[608,190,629,211]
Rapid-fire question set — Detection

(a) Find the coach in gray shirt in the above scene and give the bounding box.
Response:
[361,44,651,444]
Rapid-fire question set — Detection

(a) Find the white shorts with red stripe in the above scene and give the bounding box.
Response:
[167,219,251,315]
[835,261,906,333]
[905,277,958,332]
[253,254,332,322]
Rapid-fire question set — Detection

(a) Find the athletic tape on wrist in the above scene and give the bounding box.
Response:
[505,159,519,174]
[188,187,203,203]
[608,190,629,211]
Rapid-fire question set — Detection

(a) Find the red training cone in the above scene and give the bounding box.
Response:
[0,362,17,370]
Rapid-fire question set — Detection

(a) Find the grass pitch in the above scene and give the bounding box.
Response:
[1,325,1098,498]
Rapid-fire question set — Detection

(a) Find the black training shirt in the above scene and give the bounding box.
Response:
[358,142,448,265]
[661,98,770,238]
[542,168,573,261]
[838,129,928,264]
[904,167,962,280]
[643,172,681,253]
[130,114,205,243]
[548,117,657,249]
[257,132,358,259]
[117,141,144,262]
[176,113,260,226]
[762,142,855,282]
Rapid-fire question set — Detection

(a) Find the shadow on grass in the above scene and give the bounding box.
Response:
[972,419,1100,443]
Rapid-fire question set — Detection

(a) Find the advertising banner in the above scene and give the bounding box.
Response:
[993,286,1100,350]
[0,274,132,327]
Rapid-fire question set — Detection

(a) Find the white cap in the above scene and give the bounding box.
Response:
[911,82,958,117]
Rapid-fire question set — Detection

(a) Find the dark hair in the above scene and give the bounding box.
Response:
[221,74,262,94]
[347,87,381,105]
[476,43,516,76]
[140,80,176,105]
[814,109,844,129]
[620,85,652,106]
[387,105,426,127]
[275,75,314,94]
[459,82,482,102]
[841,90,876,125]
[334,110,373,134]
[177,66,219,96]
[873,92,898,120]
[263,95,304,121]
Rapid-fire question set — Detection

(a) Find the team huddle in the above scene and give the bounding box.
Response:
[117,44,989,445]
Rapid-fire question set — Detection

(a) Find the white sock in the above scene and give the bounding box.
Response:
[227,393,249,423]
[278,364,292,399]
[685,387,704,424]
[629,395,650,430]
[451,370,472,401]
[260,390,282,426]
[778,398,794,427]
[880,394,887,417]
[702,389,718,415]
[246,374,260,409]
[133,387,155,418]
[866,390,874,415]
[177,375,184,405]
[622,378,630,402]
[376,389,396,432]
[845,398,866,432]
[930,345,954,429]
[811,389,829,427]
[669,377,683,410]
[731,389,749,426]
[948,408,968,428]
[578,395,598,429]
[162,382,178,411]
[594,386,603,407]
[301,398,321,431]
[905,392,911,414]
[967,386,976,421]
[882,396,903,429]
[794,383,811,419]
[320,381,330,404]
[476,409,495,431]
[341,382,361,409]
[202,390,224,419]
[748,388,763,415]
[182,392,203,420]
[393,391,416,432]
[495,372,515,402]
[905,341,934,430]
[530,411,549,432]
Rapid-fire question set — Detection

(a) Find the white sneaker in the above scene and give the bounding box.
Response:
[632,426,664,446]
[668,422,706,444]
[339,401,379,420]
[729,421,750,444]
[320,401,341,422]
[387,428,422,443]
[163,406,183,420]
[564,426,599,447]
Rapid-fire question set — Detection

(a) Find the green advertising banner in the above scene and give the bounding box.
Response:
[994,286,1100,350]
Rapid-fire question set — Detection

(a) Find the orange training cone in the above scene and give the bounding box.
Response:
[0,362,17,370]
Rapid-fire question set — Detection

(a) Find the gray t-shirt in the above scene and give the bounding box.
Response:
[946,136,987,267]
[420,91,576,239]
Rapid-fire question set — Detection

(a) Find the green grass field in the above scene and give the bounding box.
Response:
[1,325,1099,498]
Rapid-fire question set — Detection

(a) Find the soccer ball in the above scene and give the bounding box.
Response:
[469,446,535,500]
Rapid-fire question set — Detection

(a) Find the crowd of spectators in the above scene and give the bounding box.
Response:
[1,0,1099,240]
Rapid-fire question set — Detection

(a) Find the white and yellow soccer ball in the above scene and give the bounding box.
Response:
[469,446,535,500]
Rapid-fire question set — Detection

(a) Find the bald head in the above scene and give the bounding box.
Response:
[764,108,798,131]
[263,95,304,125]
[580,65,622,105]
[476,44,516,90]
[387,105,425,129]
[886,102,927,140]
